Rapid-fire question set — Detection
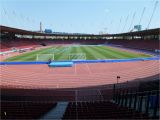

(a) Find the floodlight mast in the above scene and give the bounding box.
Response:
[139,7,146,26]
[147,0,159,29]
[122,15,129,32]
[128,12,136,32]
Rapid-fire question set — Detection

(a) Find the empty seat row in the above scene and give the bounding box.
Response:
[1,101,57,119]
[62,101,149,119]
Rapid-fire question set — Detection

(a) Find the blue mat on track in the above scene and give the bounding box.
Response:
[48,62,73,67]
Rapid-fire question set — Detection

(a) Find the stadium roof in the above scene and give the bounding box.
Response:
[0,25,159,37]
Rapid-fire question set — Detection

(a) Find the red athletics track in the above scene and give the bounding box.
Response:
[1,60,159,89]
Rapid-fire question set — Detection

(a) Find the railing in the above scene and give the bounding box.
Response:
[1,87,113,102]
[114,90,159,118]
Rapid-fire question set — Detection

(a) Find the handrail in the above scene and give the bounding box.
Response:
[119,90,160,95]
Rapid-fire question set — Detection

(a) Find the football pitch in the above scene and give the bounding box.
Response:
[4,45,152,62]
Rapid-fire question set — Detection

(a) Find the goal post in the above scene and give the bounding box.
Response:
[36,54,54,61]
[68,53,86,60]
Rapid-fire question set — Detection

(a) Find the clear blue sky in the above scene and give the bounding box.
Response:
[0,0,160,34]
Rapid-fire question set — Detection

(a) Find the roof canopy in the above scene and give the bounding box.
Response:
[0,25,159,37]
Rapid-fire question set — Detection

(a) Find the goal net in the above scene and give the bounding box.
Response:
[68,53,86,60]
[36,54,54,61]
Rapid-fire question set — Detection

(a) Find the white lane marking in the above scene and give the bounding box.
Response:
[74,64,77,75]
[85,63,92,74]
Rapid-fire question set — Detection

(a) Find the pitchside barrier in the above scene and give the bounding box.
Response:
[0,57,159,65]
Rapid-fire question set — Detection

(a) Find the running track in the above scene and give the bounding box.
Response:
[1,60,159,89]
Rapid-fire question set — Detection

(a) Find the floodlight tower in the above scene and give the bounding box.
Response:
[147,0,159,29]
[128,12,136,32]
[139,7,146,26]
[122,15,129,32]
[40,22,42,32]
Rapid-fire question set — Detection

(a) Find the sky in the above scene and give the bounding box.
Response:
[0,0,160,34]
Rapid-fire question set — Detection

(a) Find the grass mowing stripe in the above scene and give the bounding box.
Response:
[91,46,121,59]
[5,46,61,62]
[97,46,131,58]
[54,46,68,60]
[4,45,152,62]
[84,46,103,60]
[69,46,79,60]
[101,46,150,58]
[80,46,97,60]
[55,46,73,60]
[76,46,86,54]
[83,46,109,59]
[4,47,54,61]
[70,46,78,54]
[72,46,87,60]
[88,46,110,59]
[46,46,69,60]
[99,46,134,58]
[66,46,78,60]
[102,46,140,58]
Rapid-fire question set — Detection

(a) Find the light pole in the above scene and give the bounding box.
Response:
[117,76,120,84]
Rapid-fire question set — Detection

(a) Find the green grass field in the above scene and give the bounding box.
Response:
[4,45,152,62]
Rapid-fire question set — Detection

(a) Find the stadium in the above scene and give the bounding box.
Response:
[0,0,160,119]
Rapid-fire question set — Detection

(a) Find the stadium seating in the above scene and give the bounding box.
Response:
[114,79,159,119]
[0,38,44,52]
[62,79,159,119]
[1,79,159,119]
[62,101,149,119]
[0,38,107,52]
[1,101,57,119]
[108,39,159,51]
[1,37,159,52]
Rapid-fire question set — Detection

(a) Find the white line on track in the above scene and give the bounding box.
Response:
[85,63,92,74]
[74,64,77,75]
